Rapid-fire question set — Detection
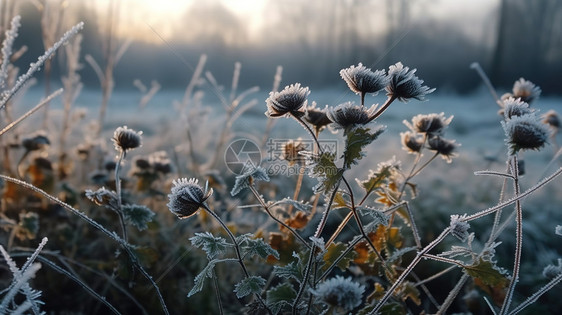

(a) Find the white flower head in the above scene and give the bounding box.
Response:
[310,275,365,312]
[326,102,376,131]
[502,78,541,105]
[450,214,470,242]
[400,131,424,154]
[427,136,459,163]
[542,110,560,130]
[112,126,142,153]
[386,62,435,102]
[167,178,212,219]
[339,63,388,95]
[502,114,550,155]
[500,97,532,120]
[265,83,310,118]
[405,112,453,135]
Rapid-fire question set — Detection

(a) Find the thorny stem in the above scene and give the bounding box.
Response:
[499,155,522,315]
[202,204,271,314]
[368,95,397,122]
[0,175,170,315]
[114,150,128,242]
[247,184,310,249]
[370,227,451,314]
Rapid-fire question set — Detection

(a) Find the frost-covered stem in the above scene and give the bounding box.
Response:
[287,166,305,216]
[247,184,310,249]
[487,164,511,245]
[463,166,562,222]
[261,66,283,147]
[212,269,224,315]
[437,273,469,315]
[318,236,363,283]
[410,151,439,178]
[292,244,316,315]
[202,204,271,314]
[368,95,397,122]
[370,227,451,314]
[414,265,456,287]
[500,155,522,315]
[0,175,170,315]
[0,15,20,87]
[0,89,62,137]
[422,254,464,267]
[509,271,562,315]
[470,62,500,104]
[360,91,366,107]
[398,145,425,199]
[0,22,84,111]
[290,112,323,154]
[114,150,128,242]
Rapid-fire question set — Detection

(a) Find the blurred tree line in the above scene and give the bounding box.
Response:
[10,0,562,94]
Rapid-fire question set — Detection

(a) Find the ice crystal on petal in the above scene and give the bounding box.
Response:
[265,83,309,117]
[386,62,435,102]
[310,275,365,312]
[339,63,388,95]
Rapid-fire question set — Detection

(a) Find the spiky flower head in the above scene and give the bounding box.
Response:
[502,114,550,155]
[310,275,365,312]
[112,126,142,153]
[450,214,470,242]
[386,62,435,102]
[303,102,332,131]
[542,110,560,130]
[167,178,212,219]
[405,112,453,135]
[501,97,532,120]
[339,63,388,95]
[265,83,309,118]
[428,136,459,163]
[400,131,424,154]
[327,102,376,131]
[501,78,541,104]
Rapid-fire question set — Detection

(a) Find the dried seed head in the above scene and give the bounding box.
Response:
[303,102,332,131]
[502,114,550,155]
[167,178,212,219]
[407,112,453,135]
[542,110,560,130]
[428,136,459,163]
[327,102,376,131]
[450,214,470,242]
[386,62,435,102]
[112,126,142,153]
[400,131,424,154]
[282,138,307,166]
[265,83,309,117]
[500,97,532,120]
[501,78,541,104]
[310,275,365,312]
[22,132,50,151]
[339,63,388,95]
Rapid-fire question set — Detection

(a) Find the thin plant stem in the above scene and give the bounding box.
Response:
[287,165,305,216]
[201,204,271,314]
[470,62,500,104]
[317,236,363,283]
[212,269,224,315]
[487,164,511,245]
[368,95,397,122]
[247,184,310,249]
[437,273,469,315]
[114,150,128,242]
[0,175,170,315]
[499,155,522,315]
[292,244,316,315]
[360,91,365,107]
[370,227,451,314]
[509,272,562,315]
[290,112,324,154]
[409,151,439,178]
[414,265,457,287]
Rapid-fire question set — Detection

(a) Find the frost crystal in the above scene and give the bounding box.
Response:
[0,15,21,88]
[265,83,309,117]
[386,62,435,102]
[167,178,212,219]
[339,63,388,95]
[310,275,365,312]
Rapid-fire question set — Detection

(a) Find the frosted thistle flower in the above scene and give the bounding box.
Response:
[427,136,459,163]
[502,114,550,155]
[400,131,424,154]
[112,126,142,153]
[542,110,560,130]
[501,78,541,104]
[450,214,470,242]
[327,102,376,131]
[265,83,310,118]
[303,102,332,131]
[167,178,213,219]
[282,138,307,166]
[405,112,453,135]
[386,62,435,102]
[22,132,50,151]
[339,63,388,95]
[310,275,365,312]
[500,97,532,119]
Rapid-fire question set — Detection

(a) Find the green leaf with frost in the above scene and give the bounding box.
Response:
[464,258,509,287]
[322,242,357,272]
[234,276,266,298]
[238,234,279,260]
[267,283,296,315]
[306,151,342,194]
[270,198,312,213]
[343,126,385,169]
[273,252,305,282]
[357,205,390,231]
[188,259,221,297]
[190,232,231,259]
[121,204,155,231]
